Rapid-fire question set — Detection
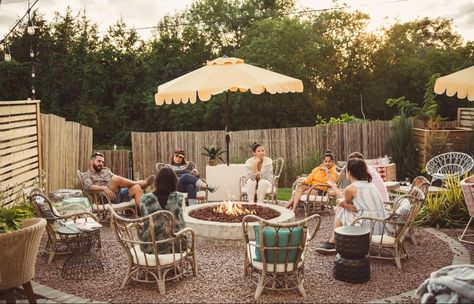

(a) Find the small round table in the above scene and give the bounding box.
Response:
[58,224,103,280]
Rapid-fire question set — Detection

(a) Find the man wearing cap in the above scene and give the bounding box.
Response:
[82,152,155,208]
[165,148,218,206]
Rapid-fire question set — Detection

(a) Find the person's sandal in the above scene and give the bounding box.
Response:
[315,241,336,254]
[207,185,219,193]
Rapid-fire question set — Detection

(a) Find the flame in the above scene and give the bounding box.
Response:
[213,201,256,217]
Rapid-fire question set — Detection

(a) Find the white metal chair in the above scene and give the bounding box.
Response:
[239,157,284,204]
[459,175,474,244]
[426,152,474,185]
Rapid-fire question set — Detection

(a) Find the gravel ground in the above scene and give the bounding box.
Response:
[33,213,460,303]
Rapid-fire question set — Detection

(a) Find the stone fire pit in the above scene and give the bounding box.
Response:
[184,202,295,245]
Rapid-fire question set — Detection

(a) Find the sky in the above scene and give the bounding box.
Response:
[1,0,474,43]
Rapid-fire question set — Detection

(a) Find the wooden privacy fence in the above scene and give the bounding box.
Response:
[41,114,93,194]
[101,150,132,179]
[132,120,394,186]
[0,100,42,206]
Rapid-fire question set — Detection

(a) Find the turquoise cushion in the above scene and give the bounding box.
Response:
[253,225,303,263]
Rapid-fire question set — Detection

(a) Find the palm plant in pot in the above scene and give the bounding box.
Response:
[202,145,226,166]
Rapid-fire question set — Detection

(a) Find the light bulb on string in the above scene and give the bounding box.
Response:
[27,24,35,36]
[31,66,36,78]
[27,0,35,35]
[31,86,36,95]
[4,46,11,62]
[30,47,34,58]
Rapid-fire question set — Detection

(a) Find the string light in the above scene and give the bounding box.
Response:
[27,0,36,35]
[31,66,35,78]
[29,47,34,58]
[4,45,11,62]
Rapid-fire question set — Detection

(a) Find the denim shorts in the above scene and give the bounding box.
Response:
[111,188,131,204]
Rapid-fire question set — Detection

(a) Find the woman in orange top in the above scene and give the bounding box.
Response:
[285,150,338,211]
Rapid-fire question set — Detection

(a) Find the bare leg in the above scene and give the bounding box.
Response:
[329,217,343,243]
[291,184,309,211]
[108,175,153,191]
[128,184,143,208]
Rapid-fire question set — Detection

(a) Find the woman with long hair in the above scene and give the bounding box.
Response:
[316,158,387,253]
[140,167,185,254]
[244,142,273,203]
[166,147,218,206]
[285,150,338,211]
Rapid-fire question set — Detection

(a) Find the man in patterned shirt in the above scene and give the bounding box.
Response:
[82,152,155,208]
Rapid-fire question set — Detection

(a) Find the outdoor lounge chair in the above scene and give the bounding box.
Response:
[426,152,474,186]
[241,214,321,300]
[239,157,284,204]
[289,174,332,216]
[27,187,103,263]
[351,194,423,269]
[77,170,137,221]
[109,207,197,295]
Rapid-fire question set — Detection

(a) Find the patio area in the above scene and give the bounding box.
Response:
[29,211,471,303]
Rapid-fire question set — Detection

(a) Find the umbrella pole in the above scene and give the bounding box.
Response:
[225,91,230,166]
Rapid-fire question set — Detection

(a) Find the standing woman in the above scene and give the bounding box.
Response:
[166,147,218,206]
[244,142,273,203]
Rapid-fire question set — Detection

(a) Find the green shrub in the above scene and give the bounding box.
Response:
[385,113,418,179]
[416,174,470,228]
[0,201,35,233]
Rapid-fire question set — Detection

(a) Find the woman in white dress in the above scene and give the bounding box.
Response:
[244,142,273,203]
[316,158,387,253]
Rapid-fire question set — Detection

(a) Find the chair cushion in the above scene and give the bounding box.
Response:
[253,225,303,263]
[35,196,60,219]
[247,242,304,272]
[371,234,395,245]
[300,194,329,202]
[240,186,272,194]
[179,191,207,199]
[93,200,135,211]
[130,245,187,267]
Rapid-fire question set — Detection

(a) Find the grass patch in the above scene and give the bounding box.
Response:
[277,188,292,201]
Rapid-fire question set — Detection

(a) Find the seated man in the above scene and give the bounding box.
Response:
[81,151,155,208]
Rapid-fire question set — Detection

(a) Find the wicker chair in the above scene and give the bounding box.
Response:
[109,207,197,295]
[0,218,46,304]
[289,175,332,216]
[459,175,474,244]
[426,152,474,186]
[155,162,208,205]
[27,187,103,263]
[239,157,285,204]
[242,214,321,300]
[77,170,137,222]
[351,194,423,269]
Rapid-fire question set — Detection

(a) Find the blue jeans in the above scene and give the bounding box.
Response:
[177,174,199,199]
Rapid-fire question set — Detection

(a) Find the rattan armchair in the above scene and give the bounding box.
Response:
[240,157,284,204]
[351,194,423,269]
[459,175,474,244]
[109,207,197,294]
[77,170,137,221]
[27,187,102,263]
[290,175,332,216]
[242,214,321,300]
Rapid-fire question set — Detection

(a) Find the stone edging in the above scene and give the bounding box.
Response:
[370,228,471,303]
[18,281,108,304]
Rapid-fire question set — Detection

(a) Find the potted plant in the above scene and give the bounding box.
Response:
[0,194,46,302]
[202,145,226,166]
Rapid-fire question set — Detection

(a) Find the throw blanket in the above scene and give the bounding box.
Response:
[416,264,474,303]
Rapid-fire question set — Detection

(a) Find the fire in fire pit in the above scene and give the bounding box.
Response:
[189,202,280,223]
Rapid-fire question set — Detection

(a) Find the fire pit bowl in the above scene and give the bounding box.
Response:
[184,202,295,245]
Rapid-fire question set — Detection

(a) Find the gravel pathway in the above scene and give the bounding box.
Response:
[33,213,459,303]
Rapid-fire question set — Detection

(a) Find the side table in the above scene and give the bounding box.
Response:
[58,224,104,280]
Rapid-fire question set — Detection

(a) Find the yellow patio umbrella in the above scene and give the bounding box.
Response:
[155,56,304,165]
[434,65,474,101]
